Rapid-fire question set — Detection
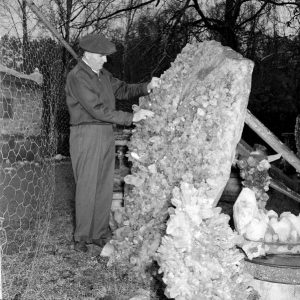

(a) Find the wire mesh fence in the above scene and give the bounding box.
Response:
[0,0,147,298]
[0,29,62,299]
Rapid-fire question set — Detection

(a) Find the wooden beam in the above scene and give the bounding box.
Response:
[245,110,300,172]
[25,0,79,61]
[270,179,300,204]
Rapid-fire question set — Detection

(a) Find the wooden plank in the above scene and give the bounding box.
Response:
[245,110,300,172]
[26,0,79,61]
[270,179,300,203]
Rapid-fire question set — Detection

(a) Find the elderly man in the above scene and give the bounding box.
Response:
[65,33,160,252]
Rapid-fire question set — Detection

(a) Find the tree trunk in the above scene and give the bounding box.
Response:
[220,0,240,51]
[219,26,238,51]
[63,0,73,74]
[21,0,29,73]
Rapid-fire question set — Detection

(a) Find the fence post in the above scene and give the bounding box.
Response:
[0,217,7,300]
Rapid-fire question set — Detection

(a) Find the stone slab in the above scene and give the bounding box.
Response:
[245,255,300,284]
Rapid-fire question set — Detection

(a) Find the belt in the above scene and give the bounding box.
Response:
[70,122,113,127]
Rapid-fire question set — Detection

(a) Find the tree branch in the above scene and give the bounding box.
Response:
[238,1,269,27]
[191,0,219,30]
[78,0,158,29]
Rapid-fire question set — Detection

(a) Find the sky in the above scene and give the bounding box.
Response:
[0,1,298,41]
[0,0,45,39]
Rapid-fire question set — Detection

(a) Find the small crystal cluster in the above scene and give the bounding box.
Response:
[109,41,254,299]
[236,153,271,209]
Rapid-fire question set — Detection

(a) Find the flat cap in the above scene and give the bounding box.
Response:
[79,33,116,55]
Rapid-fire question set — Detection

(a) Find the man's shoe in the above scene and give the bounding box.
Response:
[74,241,88,252]
[92,238,106,248]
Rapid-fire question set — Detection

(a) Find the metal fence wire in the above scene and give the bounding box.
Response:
[0,30,61,299]
[0,6,139,300]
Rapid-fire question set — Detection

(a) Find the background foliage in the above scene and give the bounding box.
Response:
[1,0,300,150]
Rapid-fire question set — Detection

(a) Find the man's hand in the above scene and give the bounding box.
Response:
[133,109,155,123]
[147,77,161,92]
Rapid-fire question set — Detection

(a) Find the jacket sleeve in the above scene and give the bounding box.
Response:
[67,70,133,126]
[107,71,149,100]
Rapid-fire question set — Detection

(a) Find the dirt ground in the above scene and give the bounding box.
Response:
[2,160,300,300]
[2,161,153,300]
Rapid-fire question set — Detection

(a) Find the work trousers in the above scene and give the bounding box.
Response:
[69,124,115,243]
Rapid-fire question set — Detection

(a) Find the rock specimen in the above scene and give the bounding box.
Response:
[236,149,271,209]
[234,187,269,242]
[235,188,300,259]
[108,41,254,299]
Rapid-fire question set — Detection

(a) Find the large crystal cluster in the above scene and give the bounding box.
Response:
[108,41,254,299]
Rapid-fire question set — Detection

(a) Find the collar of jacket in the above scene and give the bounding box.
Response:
[78,59,101,77]
[81,57,99,74]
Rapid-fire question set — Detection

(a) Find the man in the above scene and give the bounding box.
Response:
[65,33,160,252]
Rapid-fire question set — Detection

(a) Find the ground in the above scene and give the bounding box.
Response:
[2,160,299,300]
[2,161,157,300]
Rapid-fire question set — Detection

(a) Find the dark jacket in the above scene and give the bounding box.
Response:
[65,60,149,126]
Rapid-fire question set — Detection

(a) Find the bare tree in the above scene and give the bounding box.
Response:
[0,0,25,39]
[152,0,299,51]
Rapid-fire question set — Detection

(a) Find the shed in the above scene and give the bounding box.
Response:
[0,64,43,162]
[0,63,43,137]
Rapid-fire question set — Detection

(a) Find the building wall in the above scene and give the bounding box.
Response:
[0,73,42,137]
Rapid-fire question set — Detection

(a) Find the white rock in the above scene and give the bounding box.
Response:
[148,164,157,174]
[290,230,298,243]
[280,211,292,219]
[54,154,63,160]
[244,218,268,242]
[264,232,273,243]
[283,214,300,237]
[124,174,145,187]
[258,209,269,224]
[100,242,115,257]
[269,218,291,242]
[242,241,266,260]
[130,152,140,160]
[233,188,258,235]
[272,234,279,242]
[267,210,278,219]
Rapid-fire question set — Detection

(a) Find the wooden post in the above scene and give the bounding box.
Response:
[25,0,79,61]
[245,110,300,172]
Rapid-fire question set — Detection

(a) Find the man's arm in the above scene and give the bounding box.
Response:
[104,70,149,100]
[67,71,133,126]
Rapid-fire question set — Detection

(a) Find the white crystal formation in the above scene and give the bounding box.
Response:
[157,41,254,300]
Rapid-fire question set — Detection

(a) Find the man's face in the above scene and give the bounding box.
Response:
[84,52,107,71]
